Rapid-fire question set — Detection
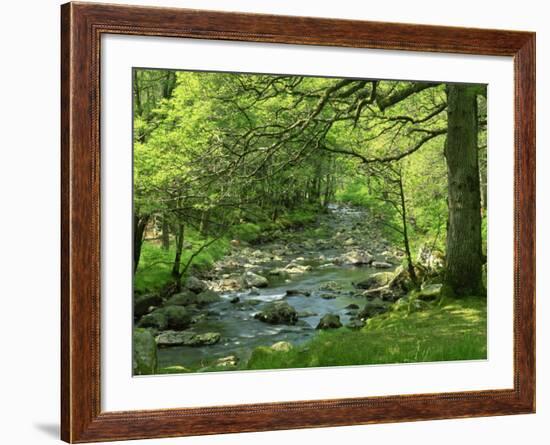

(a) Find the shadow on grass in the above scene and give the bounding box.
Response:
[244,296,487,371]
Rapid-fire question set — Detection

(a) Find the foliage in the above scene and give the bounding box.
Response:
[132,68,487,295]
[134,232,230,293]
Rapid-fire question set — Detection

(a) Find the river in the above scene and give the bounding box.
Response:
[157,204,398,370]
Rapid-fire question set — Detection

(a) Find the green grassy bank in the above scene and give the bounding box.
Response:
[244,296,487,371]
[135,205,321,293]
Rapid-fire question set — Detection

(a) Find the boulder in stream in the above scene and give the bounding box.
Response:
[242,271,269,288]
[355,272,393,290]
[316,314,342,329]
[333,250,374,266]
[165,290,196,307]
[195,290,221,306]
[372,261,393,269]
[268,267,289,277]
[358,298,390,320]
[165,289,220,307]
[283,263,312,274]
[318,280,345,291]
[254,301,298,325]
[185,276,208,294]
[155,331,221,347]
[134,293,163,318]
[343,238,356,246]
[297,311,318,318]
[361,286,396,301]
[346,319,365,330]
[138,306,192,331]
[285,289,310,297]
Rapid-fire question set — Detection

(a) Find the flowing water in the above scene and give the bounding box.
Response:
[157,204,396,370]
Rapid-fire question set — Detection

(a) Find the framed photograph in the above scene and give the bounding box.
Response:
[61,2,535,442]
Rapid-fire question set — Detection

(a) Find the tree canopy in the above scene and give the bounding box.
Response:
[133,68,487,297]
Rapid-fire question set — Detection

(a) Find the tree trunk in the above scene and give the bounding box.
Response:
[171,223,185,286]
[133,214,149,274]
[199,210,210,237]
[161,216,170,250]
[442,84,484,297]
[479,146,488,215]
[397,171,418,287]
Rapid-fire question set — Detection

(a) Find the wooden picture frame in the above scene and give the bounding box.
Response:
[61,2,535,442]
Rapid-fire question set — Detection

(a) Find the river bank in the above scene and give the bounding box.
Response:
[133,204,484,375]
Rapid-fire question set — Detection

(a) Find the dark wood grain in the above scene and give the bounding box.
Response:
[60,2,536,442]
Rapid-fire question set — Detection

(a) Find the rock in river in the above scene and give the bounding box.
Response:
[285,288,310,297]
[268,267,289,277]
[138,306,192,331]
[254,301,298,325]
[133,328,157,375]
[134,293,162,318]
[318,280,345,291]
[346,319,365,330]
[333,250,374,266]
[316,314,342,329]
[165,290,221,307]
[358,298,390,320]
[372,261,393,269]
[343,237,356,246]
[185,276,208,294]
[242,271,269,288]
[195,290,221,306]
[283,263,312,274]
[156,331,221,347]
[165,290,197,307]
[355,272,393,290]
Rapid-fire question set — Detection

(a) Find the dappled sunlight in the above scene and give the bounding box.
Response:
[132,69,489,375]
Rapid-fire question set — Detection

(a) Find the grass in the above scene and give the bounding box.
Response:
[134,230,230,293]
[135,206,321,294]
[244,296,487,371]
[231,205,321,243]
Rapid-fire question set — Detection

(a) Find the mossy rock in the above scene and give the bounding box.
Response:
[318,281,345,291]
[417,284,442,301]
[133,328,157,375]
[134,293,163,318]
[185,276,208,293]
[138,306,192,330]
[356,272,393,290]
[164,290,196,307]
[316,313,342,329]
[138,310,168,330]
[195,290,221,306]
[358,298,390,320]
[162,306,193,329]
[156,331,221,347]
[254,301,298,325]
